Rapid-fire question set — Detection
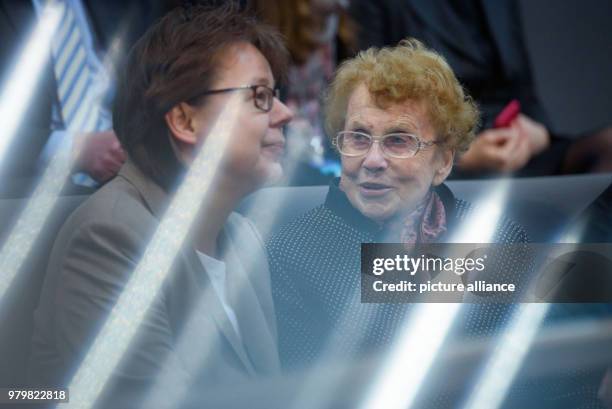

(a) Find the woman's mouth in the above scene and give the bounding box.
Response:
[358,182,393,197]
[262,142,285,159]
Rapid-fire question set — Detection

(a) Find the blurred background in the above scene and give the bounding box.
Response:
[1,0,611,193]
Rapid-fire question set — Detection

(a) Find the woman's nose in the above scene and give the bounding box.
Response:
[362,141,388,171]
[270,98,294,127]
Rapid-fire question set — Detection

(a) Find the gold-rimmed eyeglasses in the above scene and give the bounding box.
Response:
[334,130,440,159]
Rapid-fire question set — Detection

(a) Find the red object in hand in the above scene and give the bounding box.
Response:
[494,99,521,128]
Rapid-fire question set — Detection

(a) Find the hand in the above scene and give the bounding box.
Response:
[511,114,550,156]
[74,130,126,183]
[458,126,531,173]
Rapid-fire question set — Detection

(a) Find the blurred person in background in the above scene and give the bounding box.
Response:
[28,3,292,407]
[350,0,612,178]
[251,0,356,185]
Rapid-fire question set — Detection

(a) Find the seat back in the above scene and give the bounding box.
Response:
[239,174,612,242]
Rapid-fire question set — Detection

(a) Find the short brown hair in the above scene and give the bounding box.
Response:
[113,3,289,190]
[325,39,479,152]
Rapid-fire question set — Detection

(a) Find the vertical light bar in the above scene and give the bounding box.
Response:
[0,1,101,303]
[139,285,222,409]
[241,141,310,238]
[0,3,124,306]
[140,126,312,409]
[358,303,460,409]
[0,1,63,300]
[461,304,550,409]
[356,180,510,409]
[462,220,586,409]
[65,96,242,409]
[449,179,509,245]
[0,2,62,163]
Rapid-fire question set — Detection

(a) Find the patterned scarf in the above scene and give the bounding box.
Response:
[399,190,447,247]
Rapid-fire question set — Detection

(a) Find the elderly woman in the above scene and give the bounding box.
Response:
[268,39,527,370]
[28,4,292,406]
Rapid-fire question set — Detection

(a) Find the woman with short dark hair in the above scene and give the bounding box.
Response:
[113,2,291,191]
[28,4,293,407]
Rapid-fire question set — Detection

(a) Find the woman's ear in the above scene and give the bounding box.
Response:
[432,148,455,186]
[165,102,199,145]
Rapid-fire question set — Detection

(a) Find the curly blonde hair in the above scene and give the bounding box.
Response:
[325,39,479,152]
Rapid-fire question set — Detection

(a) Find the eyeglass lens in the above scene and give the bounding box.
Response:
[253,86,275,112]
[339,132,420,157]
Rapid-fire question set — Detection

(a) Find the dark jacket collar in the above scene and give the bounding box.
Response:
[324,177,458,240]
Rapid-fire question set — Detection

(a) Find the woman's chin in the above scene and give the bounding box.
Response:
[355,202,395,223]
[261,163,284,186]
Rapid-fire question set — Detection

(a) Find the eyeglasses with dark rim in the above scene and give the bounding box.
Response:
[334,130,441,159]
[191,85,280,113]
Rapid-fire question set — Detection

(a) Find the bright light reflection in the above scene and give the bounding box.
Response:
[0,14,116,313]
[461,304,550,409]
[0,4,66,304]
[449,179,509,244]
[0,2,62,165]
[140,123,313,409]
[242,138,311,239]
[0,3,138,313]
[356,179,510,409]
[65,96,242,409]
[359,303,460,409]
[462,221,585,409]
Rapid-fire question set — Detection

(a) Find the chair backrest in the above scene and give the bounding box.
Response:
[239,173,612,242]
